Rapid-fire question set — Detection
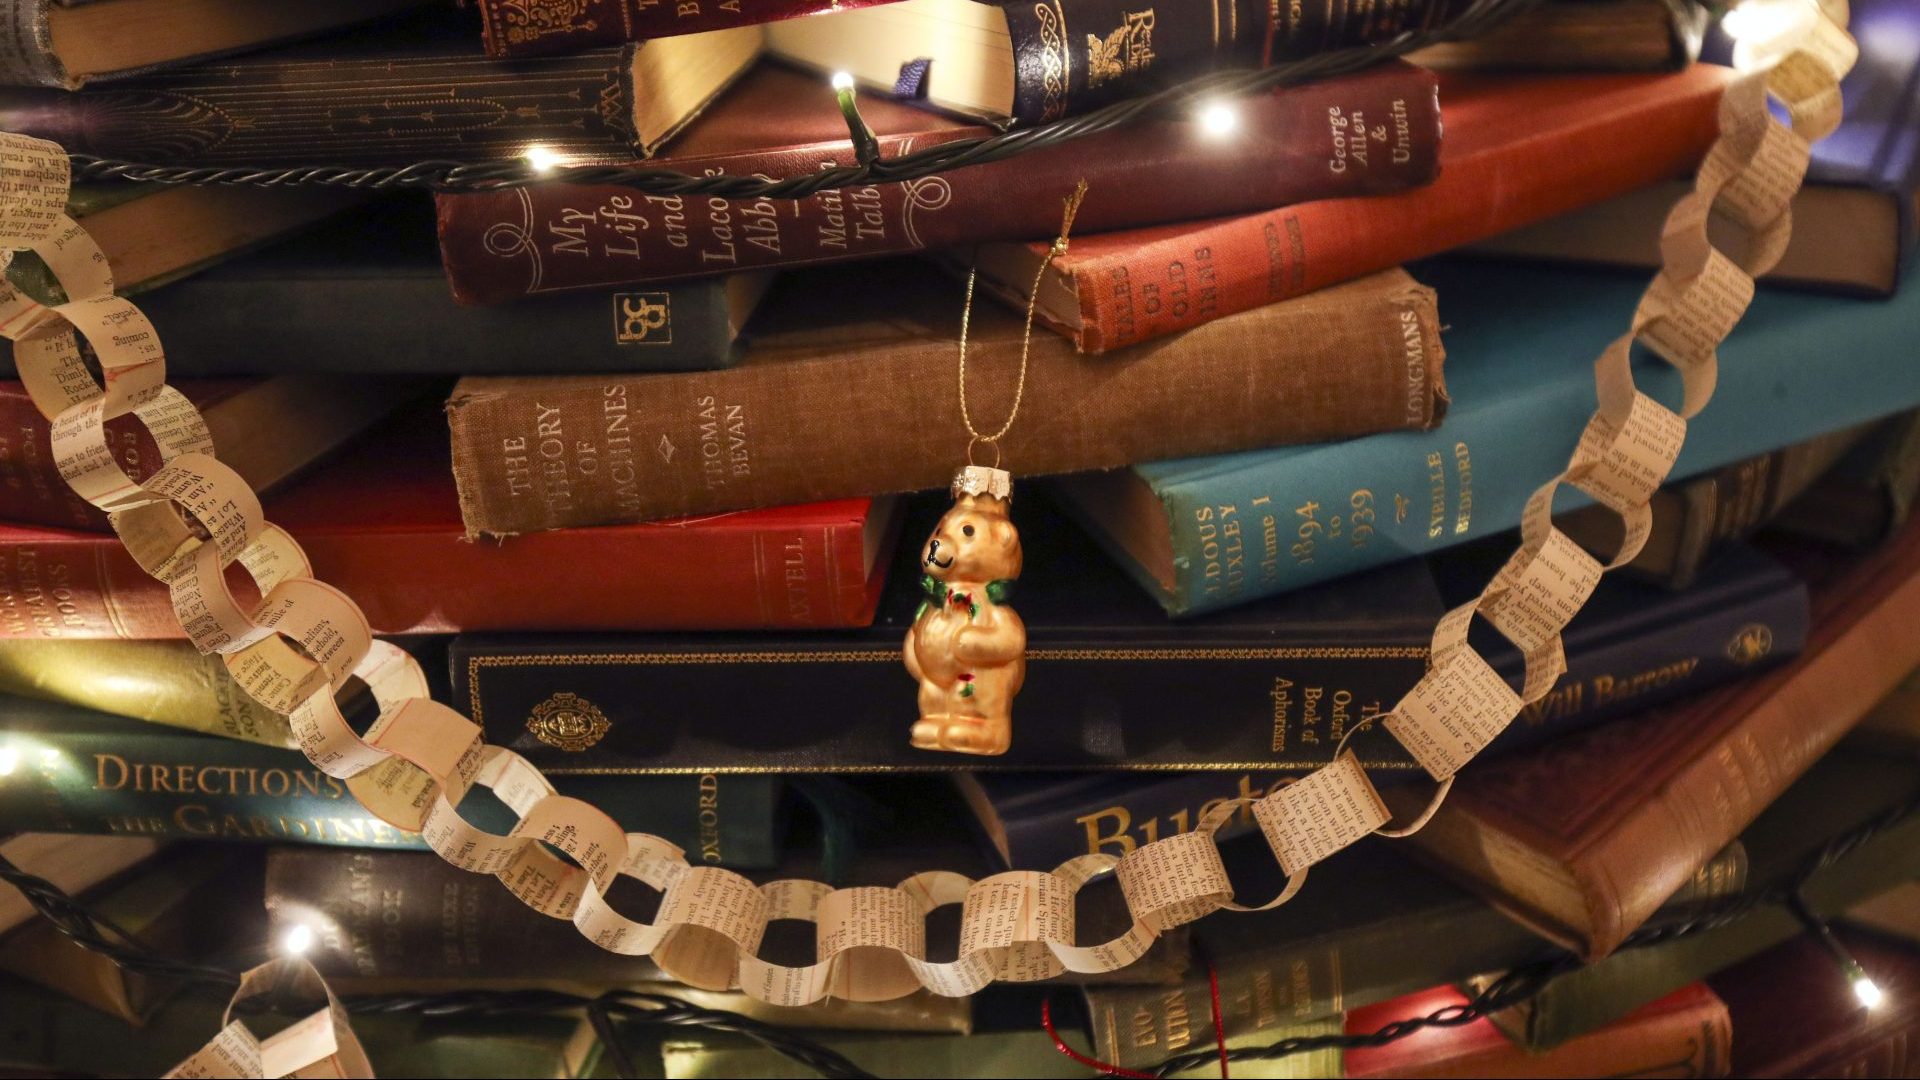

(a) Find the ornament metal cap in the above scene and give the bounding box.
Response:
[953,465,1013,501]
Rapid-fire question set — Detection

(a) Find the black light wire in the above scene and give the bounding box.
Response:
[1,790,1911,1079]
[64,0,1550,196]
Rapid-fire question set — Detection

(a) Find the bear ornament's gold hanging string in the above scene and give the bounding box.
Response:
[954,179,1090,466]
[0,3,1853,1072]
[906,179,1089,758]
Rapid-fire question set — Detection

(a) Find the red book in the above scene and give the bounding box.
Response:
[1344,983,1731,1078]
[0,377,419,531]
[473,0,905,57]
[971,64,1737,352]
[433,62,1441,305]
[0,410,898,639]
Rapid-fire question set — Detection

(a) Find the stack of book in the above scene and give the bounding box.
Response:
[1,0,1919,1075]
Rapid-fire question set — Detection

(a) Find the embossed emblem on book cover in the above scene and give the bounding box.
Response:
[527,692,611,750]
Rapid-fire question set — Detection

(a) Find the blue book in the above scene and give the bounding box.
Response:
[959,539,1807,869]
[1058,258,1920,616]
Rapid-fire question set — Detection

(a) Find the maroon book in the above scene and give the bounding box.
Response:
[434,60,1441,304]
[1712,928,1920,1078]
[474,0,906,57]
[0,407,897,639]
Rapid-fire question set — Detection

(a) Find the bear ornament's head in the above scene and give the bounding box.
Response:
[922,493,1022,587]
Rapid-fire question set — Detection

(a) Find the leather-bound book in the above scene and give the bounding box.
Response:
[0,0,430,89]
[0,376,423,532]
[433,61,1440,304]
[765,0,1461,126]
[0,9,762,165]
[445,263,1445,534]
[475,0,905,58]
[1396,519,1920,961]
[971,64,1732,352]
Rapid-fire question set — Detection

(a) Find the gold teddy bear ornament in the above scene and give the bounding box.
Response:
[904,466,1026,756]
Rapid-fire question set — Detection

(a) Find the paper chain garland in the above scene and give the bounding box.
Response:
[0,1,1854,1072]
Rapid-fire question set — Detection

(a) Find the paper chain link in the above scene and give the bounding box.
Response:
[0,3,1852,1072]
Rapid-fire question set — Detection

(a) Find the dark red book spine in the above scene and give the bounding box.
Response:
[434,61,1440,304]
[0,381,244,532]
[0,503,888,639]
[476,0,905,57]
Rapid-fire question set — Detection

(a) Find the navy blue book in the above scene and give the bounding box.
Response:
[1476,0,1918,294]
[80,200,773,375]
[959,541,1808,869]
[450,493,1444,775]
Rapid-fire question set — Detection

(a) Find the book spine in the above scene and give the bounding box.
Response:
[267,848,658,980]
[1568,580,1920,959]
[434,62,1439,303]
[130,271,747,376]
[0,501,883,638]
[1494,564,1809,756]
[1044,70,1724,352]
[0,385,109,529]
[0,49,640,166]
[0,0,62,90]
[1141,301,1920,616]
[990,771,1296,868]
[453,632,1430,771]
[1265,0,1460,62]
[0,709,780,863]
[1086,973,1347,1072]
[479,0,897,56]
[1001,0,1266,126]
[1525,810,1920,1049]
[0,639,296,746]
[978,571,1807,867]
[448,270,1444,533]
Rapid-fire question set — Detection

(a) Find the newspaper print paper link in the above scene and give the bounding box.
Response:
[0,5,1853,1072]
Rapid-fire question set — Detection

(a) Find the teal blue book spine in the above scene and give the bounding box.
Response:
[1126,261,1920,616]
[0,696,781,867]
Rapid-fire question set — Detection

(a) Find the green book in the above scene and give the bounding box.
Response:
[657,1024,1343,1080]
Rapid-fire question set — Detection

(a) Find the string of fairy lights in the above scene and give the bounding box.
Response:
[57,0,1553,195]
[0,791,1907,1078]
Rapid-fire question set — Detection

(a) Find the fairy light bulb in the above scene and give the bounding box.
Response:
[524,145,562,175]
[1723,0,1821,70]
[281,923,315,957]
[830,71,855,92]
[1198,100,1240,138]
[0,745,16,777]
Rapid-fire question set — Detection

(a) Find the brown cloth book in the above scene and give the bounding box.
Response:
[1394,519,1920,960]
[446,263,1445,536]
